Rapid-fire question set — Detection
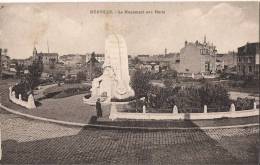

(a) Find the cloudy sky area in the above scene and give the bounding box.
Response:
[0,2,259,59]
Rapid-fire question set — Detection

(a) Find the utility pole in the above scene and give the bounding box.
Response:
[47,40,50,53]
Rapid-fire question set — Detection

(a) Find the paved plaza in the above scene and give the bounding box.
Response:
[0,107,259,164]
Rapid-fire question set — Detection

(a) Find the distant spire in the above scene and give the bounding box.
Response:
[204,35,207,44]
[33,47,37,57]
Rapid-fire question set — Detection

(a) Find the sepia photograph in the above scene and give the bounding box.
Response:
[0,1,259,164]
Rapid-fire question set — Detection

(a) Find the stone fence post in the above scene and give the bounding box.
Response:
[191,73,195,79]
[253,102,257,109]
[11,91,15,99]
[9,87,12,98]
[142,105,146,114]
[173,105,178,114]
[203,105,207,113]
[230,103,235,112]
[28,94,36,109]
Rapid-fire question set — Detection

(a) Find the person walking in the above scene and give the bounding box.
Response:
[96,98,102,118]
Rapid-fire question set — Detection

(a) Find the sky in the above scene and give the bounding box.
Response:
[0,2,259,59]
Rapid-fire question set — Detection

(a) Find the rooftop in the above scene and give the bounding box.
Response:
[37,53,59,57]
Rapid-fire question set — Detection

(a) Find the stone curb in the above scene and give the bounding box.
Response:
[0,103,259,130]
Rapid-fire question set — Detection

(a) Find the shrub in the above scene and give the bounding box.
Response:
[12,79,31,101]
[131,69,152,98]
[39,79,55,86]
[127,98,145,112]
[146,82,231,113]
[64,79,80,84]
[174,86,203,113]
[84,93,91,99]
[235,97,255,111]
[163,79,175,88]
[43,85,91,99]
[147,86,179,109]
[111,96,137,102]
[161,69,178,79]
[147,86,165,108]
[44,91,61,99]
[27,59,44,89]
[77,71,86,81]
[199,82,230,110]
[53,86,91,99]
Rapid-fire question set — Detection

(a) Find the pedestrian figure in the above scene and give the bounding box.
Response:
[96,98,102,118]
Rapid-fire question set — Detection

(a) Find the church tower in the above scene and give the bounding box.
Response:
[33,47,38,61]
[203,35,207,46]
[33,47,37,58]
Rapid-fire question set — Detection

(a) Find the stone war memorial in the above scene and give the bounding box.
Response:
[84,34,135,105]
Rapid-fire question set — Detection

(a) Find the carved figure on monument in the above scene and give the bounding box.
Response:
[84,34,134,105]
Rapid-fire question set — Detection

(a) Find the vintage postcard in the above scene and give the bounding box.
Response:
[0,1,259,164]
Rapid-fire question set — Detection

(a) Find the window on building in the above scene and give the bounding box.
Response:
[238,57,241,62]
[205,62,210,72]
[242,66,246,74]
[249,66,253,73]
[200,49,209,55]
[244,57,247,63]
[248,57,253,63]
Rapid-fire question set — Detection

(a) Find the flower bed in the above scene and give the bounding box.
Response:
[9,86,36,109]
[12,81,31,101]
[110,96,142,102]
[42,83,91,99]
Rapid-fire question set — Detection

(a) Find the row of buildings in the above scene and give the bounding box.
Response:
[32,47,105,68]
[0,47,105,79]
[1,48,105,71]
[135,37,258,78]
[1,38,259,79]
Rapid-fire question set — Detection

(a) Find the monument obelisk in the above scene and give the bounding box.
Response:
[84,34,134,105]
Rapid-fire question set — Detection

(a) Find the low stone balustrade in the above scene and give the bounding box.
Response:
[109,102,259,120]
[9,87,36,109]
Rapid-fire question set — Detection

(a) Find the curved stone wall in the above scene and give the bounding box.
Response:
[9,87,36,109]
